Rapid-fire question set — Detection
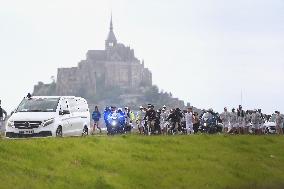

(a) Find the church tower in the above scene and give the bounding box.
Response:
[105,15,117,49]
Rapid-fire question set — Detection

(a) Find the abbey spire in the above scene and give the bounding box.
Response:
[110,14,113,31]
[105,14,117,49]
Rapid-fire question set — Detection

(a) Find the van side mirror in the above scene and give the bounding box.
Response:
[59,110,70,115]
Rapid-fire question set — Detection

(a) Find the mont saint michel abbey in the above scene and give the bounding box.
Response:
[34,17,152,96]
[33,17,185,108]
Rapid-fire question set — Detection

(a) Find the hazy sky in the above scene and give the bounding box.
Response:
[0,0,283,113]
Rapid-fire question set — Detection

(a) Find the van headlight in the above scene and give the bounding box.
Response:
[7,121,14,127]
[42,118,55,127]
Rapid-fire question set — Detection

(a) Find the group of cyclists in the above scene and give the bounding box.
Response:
[92,104,284,135]
[135,104,199,135]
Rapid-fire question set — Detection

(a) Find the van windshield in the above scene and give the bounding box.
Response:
[17,98,60,112]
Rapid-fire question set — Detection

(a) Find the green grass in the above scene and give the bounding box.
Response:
[0,135,284,189]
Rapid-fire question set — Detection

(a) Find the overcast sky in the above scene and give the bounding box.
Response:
[0,0,283,113]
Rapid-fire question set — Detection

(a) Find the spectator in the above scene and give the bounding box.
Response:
[185,107,194,134]
[193,112,200,134]
[220,107,230,133]
[275,111,283,135]
[0,104,7,121]
[229,108,238,134]
[92,106,102,134]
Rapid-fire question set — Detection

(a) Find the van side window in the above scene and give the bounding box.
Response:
[76,99,83,112]
[68,98,79,113]
[60,99,69,111]
[80,101,88,112]
[76,98,86,112]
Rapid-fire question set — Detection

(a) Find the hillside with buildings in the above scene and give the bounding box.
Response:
[33,17,187,110]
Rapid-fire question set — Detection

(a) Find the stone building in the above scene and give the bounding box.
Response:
[33,17,186,109]
[34,16,152,97]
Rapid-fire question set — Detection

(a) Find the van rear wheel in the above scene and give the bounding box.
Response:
[56,126,62,137]
[82,126,88,136]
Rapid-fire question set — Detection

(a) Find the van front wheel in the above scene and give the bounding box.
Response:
[56,126,63,137]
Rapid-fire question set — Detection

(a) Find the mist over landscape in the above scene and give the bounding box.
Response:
[1,0,283,113]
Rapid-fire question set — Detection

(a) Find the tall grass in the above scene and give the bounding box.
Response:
[0,135,283,189]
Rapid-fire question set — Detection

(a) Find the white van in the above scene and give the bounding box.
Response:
[5,96,90,138]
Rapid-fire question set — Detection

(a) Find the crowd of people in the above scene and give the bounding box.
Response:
[1,98,283,136]
[219,106,284,135]
[92,104,284,135]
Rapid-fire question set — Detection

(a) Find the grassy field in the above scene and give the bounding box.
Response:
[0,135,284,189]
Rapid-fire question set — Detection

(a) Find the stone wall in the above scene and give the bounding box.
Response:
[33,82,56,96]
